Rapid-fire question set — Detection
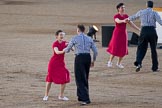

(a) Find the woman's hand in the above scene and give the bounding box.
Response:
[65,42,69,46]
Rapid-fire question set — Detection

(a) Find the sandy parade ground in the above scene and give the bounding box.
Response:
[1,0,162,108]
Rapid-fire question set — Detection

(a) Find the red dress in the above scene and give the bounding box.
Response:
[46,40,70,84]
[107,13,128,57]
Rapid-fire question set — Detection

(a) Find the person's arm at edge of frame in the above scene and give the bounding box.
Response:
[91,40,98,67]
[154,11,162,25]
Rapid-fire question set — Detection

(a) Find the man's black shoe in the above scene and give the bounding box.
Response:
[80,101,91,106]
[136,65,142,72]
[153,69,160,72]
[134,61,138,66]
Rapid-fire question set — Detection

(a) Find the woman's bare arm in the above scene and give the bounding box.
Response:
[53,47,64,54]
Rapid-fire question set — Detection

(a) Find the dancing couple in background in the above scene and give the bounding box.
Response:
[107,1,162,72]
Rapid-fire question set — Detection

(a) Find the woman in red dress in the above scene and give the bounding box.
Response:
[43,30,70,101]
[107,3,140,68]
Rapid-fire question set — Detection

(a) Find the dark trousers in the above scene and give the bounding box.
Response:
[74,54,91,102]
[136,26,158,71]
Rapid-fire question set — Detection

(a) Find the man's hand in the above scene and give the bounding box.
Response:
[90,61,94,67]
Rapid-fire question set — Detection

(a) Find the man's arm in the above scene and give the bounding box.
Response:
[129,10,141,21]
[90,41,98,67]
[155,12,162,25]
[91,41,98,62]
[64,37,75,53]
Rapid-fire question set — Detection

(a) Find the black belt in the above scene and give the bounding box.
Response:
[75,53,90,56]
[142,26,155,28]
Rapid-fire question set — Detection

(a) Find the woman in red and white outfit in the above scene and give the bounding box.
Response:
[43,30,70,101]
[107,3,140,68]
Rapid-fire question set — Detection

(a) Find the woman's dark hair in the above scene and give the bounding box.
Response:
[55,30,63,36]
[116,3,124,10]
[147,1,153,8]
[77,24,85,32]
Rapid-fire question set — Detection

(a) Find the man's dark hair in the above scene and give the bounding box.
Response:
[147,1,153,8]
[55,30,63,35]
[116,3,124,10]
[77,24,85,32]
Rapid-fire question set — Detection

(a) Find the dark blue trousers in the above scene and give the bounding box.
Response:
[136,26,158,71]
[74,54,91,102]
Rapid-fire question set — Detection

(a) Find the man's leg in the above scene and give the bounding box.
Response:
[74,55,90,102]
[84,55,91,101]
[149,34,158,71]
[135,35,148,72]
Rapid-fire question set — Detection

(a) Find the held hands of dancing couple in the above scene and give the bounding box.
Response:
[125,18,141,32]
[115,18,141,32]
[61,48,95,68]
[124,18,130,23]
[52,42,74,55]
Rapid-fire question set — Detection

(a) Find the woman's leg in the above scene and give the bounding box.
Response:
[109,55,115,62]
[58,84,69,101]
[117,57,123,65]
[116,57,124,68]
[45,82,52,96]
[107,55,115,67]
[59,84,66,97]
